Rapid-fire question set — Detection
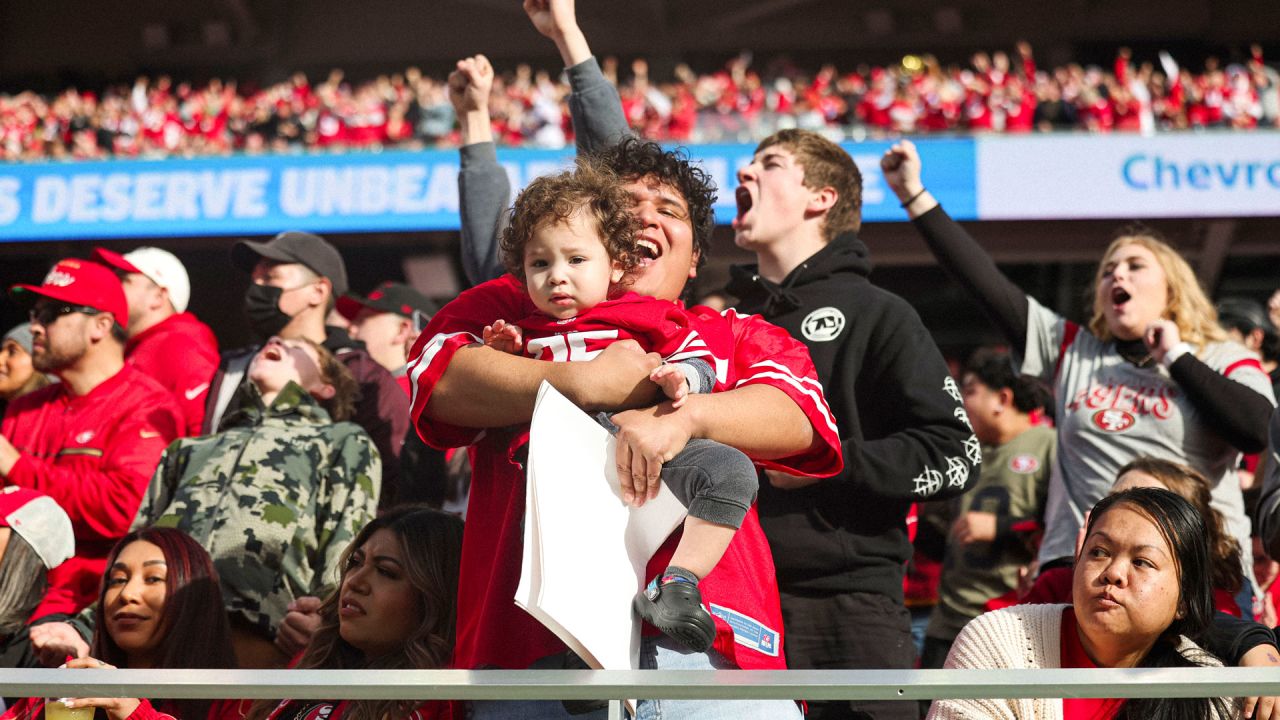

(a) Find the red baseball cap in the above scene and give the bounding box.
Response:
[9,258,128,328]
[337,281,437,324]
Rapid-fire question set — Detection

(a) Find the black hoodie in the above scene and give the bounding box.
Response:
[726,232,979,602]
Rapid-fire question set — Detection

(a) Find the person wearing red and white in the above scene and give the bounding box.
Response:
[417,31,838,720]
[91,247,219,437]
[0,259,184,619]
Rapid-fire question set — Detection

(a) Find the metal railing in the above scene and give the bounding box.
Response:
[6,667,1280,719]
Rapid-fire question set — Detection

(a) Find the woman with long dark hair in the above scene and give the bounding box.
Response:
[929,487,1237,720]
[250,505,464,720]
[1,526,240,720]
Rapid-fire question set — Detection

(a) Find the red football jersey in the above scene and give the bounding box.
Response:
[406,275,841,671]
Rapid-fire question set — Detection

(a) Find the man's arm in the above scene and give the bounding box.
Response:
[422,341,661,429]
[845,302,978,502]
[0,400,182,541]
[610,383,820,503]
[524,0,631,153]
[448,54,509,286]
[614,309,844,502]
[770,298,979,502]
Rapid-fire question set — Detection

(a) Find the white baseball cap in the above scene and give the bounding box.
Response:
[0,487,74,570]
[92,246,192,313]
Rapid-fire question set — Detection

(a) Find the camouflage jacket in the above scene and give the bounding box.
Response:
[133,381,380,636]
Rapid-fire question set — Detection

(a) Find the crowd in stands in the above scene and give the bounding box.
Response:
[3,41,1280,162]
[3,2,1280,718]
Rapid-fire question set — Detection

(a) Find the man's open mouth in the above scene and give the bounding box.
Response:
[735,186,753,218]
[636,239,660,260]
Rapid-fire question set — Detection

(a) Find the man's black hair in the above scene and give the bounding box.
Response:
[589,137,717,269]
[964,348,1051,415]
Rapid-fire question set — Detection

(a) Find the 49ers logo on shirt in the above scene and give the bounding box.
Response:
[1092,409,1136,433]
[1009,454,1041,473]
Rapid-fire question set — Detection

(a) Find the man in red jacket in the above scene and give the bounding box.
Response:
[0,258,184,617]
[92,247,219,437]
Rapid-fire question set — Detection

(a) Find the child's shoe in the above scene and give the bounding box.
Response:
[632,569,715,652]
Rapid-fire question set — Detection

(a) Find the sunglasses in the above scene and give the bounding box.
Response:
[29,304,104,327]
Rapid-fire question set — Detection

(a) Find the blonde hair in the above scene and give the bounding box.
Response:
[1087,225,1226,348]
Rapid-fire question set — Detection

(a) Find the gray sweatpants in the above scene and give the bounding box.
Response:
[597,411,758,528]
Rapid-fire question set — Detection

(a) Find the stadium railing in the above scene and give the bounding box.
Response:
[7,667,1280,720]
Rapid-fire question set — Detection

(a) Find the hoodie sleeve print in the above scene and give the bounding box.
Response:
[834,300,980,502]
[719,308,843,477]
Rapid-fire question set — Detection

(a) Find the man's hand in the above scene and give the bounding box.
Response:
[952,511,998,544]
[0,433,20,475]
[274,595,324,657]
[60,657,141,720]
[523,0,577,42]
[566,340,662,412]
[482,319,523,355]
[611,402,692,507]
[447,54,494,116]
[522,0,591,67]
[448,54,495,145]
[30,621,90,667]
[764,468,821,490]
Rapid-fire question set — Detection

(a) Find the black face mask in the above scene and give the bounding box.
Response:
[243,284,293,340]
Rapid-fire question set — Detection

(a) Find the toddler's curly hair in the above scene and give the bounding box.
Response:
[501,158,642,281]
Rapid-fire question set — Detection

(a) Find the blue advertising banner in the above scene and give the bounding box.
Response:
[691,138,977,225]
[0,139,977,243]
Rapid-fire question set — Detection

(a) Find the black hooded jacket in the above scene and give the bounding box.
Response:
[726,232,979,602]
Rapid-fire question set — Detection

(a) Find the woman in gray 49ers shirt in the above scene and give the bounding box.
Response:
[882,140,1276,605]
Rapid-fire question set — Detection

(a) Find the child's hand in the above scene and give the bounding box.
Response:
[482,319,523,354]
[649,363,689,408]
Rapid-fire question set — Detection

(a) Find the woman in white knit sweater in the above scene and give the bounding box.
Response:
[928,487,1238,720]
